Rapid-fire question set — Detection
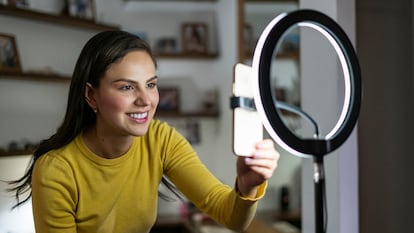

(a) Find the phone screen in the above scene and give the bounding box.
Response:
[232,63,263,156]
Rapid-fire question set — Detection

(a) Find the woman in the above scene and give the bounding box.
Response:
[9,30,279,233]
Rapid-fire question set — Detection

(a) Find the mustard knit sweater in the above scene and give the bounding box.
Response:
[32,120,266,233]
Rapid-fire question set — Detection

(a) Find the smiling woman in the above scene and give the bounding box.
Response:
[7,30,280,233]
[84,49,159,143]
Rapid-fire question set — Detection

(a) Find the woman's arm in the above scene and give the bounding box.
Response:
[162,125,279,231]
[32,154,77,233]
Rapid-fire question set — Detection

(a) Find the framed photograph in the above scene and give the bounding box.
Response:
[158,87,179,112]
[67,0,95,20]
[182,23,208,54]
[0,33,22,74]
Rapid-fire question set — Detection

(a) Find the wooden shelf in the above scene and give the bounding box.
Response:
[245,0,298,2]
[0,5,119,31]
[0,72,71,83]
[0,149,33,157]
[155,52,219,59]
[156,110,219,118]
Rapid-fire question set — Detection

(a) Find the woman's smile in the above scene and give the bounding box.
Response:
[127,111,149,123]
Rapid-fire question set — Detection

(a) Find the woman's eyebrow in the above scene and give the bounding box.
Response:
[147,76,158,82]
[111,75,158,84]
[111,79,137,84]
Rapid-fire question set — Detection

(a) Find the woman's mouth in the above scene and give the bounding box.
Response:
[127,112,148,122]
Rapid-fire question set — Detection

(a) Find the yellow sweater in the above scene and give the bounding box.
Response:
[32,120,266,233]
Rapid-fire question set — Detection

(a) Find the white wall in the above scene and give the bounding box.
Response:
[0,0,303,231]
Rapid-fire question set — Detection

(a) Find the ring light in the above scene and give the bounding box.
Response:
[252,9,362,158]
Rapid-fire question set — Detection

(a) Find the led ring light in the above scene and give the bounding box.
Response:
[252,9,362,158]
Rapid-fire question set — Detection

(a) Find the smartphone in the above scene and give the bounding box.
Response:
[232,63,263,156]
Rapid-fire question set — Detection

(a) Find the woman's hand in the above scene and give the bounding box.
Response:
[236,139,280,198]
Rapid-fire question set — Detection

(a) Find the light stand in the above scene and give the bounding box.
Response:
[279,101,327,233]
[250,9,362,233]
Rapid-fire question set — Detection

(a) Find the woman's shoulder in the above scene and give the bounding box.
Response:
[145,119,189,148]
[147,119,176,138]
[35,135,84,168]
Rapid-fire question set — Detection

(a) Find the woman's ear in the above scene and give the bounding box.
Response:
[85,82,97,111]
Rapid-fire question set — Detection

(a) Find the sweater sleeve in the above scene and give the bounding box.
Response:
[159,124,266,232]
[32,153,78,233]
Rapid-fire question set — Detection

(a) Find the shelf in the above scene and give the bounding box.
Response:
[0,72,71,83]
[123,0,216,12]
[246,0,298,3]
[124,0,216,1]
[156,110,219,118]
[0,149,33,157]
[0,5,119,31]
[155,52,219,59]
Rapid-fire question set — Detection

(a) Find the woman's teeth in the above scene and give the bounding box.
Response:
[128,112,147,119]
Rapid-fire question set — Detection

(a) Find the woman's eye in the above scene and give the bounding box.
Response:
[121,84,134,90]
[147,82,157,88]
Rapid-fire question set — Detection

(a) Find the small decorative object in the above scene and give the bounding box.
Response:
[155,37,178,55]
[3,0,29,8]
[182,22,208,54]
[0,33,22,74]
[280,186,290,212]
[275,87,287,102]
[203,89,218,112]
[280,33,299,55]
[185,119,200,145]
[67,0,95,20]
[158,87,179,112]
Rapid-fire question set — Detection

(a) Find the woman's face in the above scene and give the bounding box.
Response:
[86,50,158,138]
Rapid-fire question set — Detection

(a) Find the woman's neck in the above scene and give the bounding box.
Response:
[82,126,133,159]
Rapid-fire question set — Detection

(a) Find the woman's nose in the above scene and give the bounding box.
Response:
[135,89,151,105]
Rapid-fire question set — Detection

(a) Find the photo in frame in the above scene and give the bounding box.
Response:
[67,0,95,20]
[158,87,179,112]
[182,23,208,54]
[0,33,21,74]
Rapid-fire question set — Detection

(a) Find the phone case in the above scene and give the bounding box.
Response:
[232,63,263,156]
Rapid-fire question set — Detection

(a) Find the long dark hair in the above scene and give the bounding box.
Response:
[8,30,181,208]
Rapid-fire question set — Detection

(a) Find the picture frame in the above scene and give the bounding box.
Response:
[67,0,95,20]
[182,22,208,54]
[0,33,22,74]
[158,87,179,112]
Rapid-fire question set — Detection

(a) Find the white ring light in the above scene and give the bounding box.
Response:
[252,9,362,158]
